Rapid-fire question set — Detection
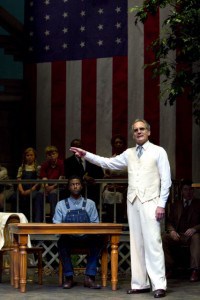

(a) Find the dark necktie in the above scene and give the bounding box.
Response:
[177,200,190,232]
[184,200,189,208]
[79,158,84,172]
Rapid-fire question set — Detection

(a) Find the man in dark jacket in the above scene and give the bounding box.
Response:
[64,139,104,205]
[162,179,200,282]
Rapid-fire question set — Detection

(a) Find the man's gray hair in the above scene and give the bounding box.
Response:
[131,119,150,132]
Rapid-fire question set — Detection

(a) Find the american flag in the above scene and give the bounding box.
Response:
[24,0,200,182]
[26,0,127,61]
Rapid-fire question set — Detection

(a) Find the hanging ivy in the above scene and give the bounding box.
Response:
[131,0,200,124]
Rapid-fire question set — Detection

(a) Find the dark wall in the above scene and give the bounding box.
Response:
[0,101,22,177]
[0,1,27,177]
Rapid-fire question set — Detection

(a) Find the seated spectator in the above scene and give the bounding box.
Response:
[64,139,104,206]
[162,179,200,282]
[0,165,14,212]
[53,175,102,290]
[35,145,64,222]
[102,134,128,222]
[16,147,40,220]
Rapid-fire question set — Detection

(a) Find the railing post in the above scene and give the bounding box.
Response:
[3,186,6,212]
[113,186,117,223]
[16,189,19,213]
[43,190,46,223]
[99,183,103,222]
[30,191,33,222]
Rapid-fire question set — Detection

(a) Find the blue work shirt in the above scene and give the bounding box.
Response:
[53,195,99,224]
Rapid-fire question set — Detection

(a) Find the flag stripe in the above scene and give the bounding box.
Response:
[159,6,176,179]
[36,63,51,160]
[65,60,82,157]
[144,12,160,145]
[51,61,66,159]
[112,56,128,142]
[81,59,97,153]
[128,0,144,147]
[176,91,192,180]
[24,63,37,143]
[96,58,113,156]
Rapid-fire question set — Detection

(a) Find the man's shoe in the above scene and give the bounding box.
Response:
[154,289,166,298]
[190,269,200,282]
[84,275,101,289]
[127,288,150,294]
[63,276,74,289]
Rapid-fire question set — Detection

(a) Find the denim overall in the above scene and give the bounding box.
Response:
[58,198,102,277]
[21,170,37,190]
[64,198,90,223]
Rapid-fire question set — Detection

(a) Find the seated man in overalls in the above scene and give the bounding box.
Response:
[53,175,102,289]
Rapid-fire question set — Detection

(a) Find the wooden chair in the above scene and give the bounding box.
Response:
[0,214,43,284]
[58,237,109,287]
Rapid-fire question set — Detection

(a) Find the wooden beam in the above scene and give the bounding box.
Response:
[0,34,24,61]
[0,78,23,91]
[0,79,24,102]
[0,95,22,102]
[0,6,24,38]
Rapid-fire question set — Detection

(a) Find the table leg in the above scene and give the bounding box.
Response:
[10,250,14,286]
[19,235,28,293]
[110,235,120,291]
[101,246,108,287]
[12,235,19,288]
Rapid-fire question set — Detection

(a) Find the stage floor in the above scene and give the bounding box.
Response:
[0,272,199,300]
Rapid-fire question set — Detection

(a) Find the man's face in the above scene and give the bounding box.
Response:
[113,138,124,151]
[132,121,150,145]
[181,185,193,200]
[68,178,82,196]
[46,151,58,164]
[72,140,82,148]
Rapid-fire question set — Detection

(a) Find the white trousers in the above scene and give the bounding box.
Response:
[127,197,167,291]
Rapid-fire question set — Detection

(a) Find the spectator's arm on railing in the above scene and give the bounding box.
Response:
[17,178,32,196]
[17,178,26,195]
[42,177,57,193]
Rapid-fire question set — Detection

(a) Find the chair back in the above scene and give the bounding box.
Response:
[3,215,20,248]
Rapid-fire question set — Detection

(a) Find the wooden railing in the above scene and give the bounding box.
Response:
[0,178,193,223]
[0,179,128,223]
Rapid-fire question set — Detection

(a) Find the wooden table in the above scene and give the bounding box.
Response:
[8,223,123,293]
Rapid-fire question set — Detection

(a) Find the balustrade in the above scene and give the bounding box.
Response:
[0,179,129,223]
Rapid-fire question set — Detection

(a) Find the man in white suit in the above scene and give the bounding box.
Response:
[70,119,171,298]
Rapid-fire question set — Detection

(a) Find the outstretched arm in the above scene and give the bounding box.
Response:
[70,146,128,171]
[70,147,87,157]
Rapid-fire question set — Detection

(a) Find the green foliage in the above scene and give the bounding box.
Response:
[132,0,200,124]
